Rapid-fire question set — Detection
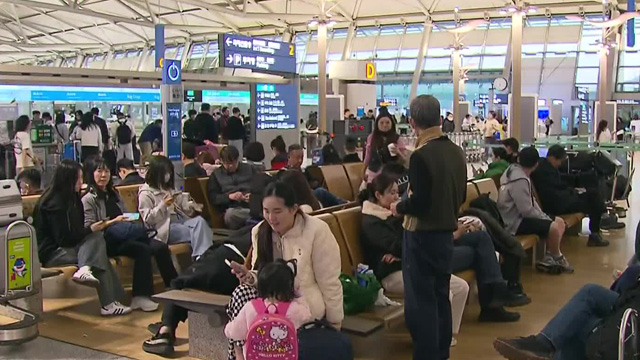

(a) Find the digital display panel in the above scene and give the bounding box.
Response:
[184,90,202,102]
[166,102,182,161]
[254,83,298,130]
[219,33,296,74]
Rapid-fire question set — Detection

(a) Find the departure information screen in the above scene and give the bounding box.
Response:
[253,83,298,130]
[219,34,296,74]
[166,103,182,161]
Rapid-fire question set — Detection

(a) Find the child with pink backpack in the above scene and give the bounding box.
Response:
[224,259,312,360]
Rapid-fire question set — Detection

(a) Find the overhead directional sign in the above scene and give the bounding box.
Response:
[219,33,296,74]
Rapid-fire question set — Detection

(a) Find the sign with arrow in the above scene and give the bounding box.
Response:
[219,33,296,74]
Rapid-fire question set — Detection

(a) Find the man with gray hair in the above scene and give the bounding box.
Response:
[391,95,467,360]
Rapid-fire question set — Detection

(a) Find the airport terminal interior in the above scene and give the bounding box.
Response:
[2,0,640,359]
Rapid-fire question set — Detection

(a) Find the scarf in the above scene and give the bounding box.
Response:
[402,126,445,231]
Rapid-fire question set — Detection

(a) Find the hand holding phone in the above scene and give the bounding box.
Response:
[124,213,140,221]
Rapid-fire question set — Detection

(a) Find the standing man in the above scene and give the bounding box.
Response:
[32,110,41,125]
[115,112,135,161]
[391,95,467,360]
[194,103,218,144]
[183,109,198,140]
[227,107,245,159]
[219,106,230,144]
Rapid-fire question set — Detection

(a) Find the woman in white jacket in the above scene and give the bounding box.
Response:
[72,112,103,162]
[225,181,343,360]
[137,155,213,258]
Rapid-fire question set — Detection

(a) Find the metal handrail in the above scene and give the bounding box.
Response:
[3,220,34,298]
[619,308,638,360]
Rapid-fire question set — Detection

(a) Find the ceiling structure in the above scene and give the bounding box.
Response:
[0,0,622,63]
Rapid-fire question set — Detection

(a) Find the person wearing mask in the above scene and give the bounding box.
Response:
[183,109,198,140]
[41,112,53,126]
[442,112,456,133]
[82,157,178,312]
[389,95,467,360]
[193,103,218,144]
[35,160,131,316]
[115,112,135,161]
[138,155,214,258]
[207,146,255,230]
[116,158,145,185]
[32,110,41,125]
[13,115,39,174]
[91,107,110,150]
[138,119,163,162]
[17,168,42,196]
[182,141,207,178]
[219,106,230,143]
[72,112,103,162]
[475,147,511,180]
[498,147,572,274]
[342,136,362,163]
[502,137,520,163]
[244,142,266,172]
[364,113,405,183]
[596,120,612,143]
[531,145,609,247]
[270,136,288,170]
[484,111,503,153]
[227,107,245,159]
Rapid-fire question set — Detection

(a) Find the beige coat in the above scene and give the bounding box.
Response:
[138,184,198,243]
[250,213,344,325]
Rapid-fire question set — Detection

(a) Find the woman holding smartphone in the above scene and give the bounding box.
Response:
[138,155,214,259]
[34,160,130,316]
[82,157,178,312]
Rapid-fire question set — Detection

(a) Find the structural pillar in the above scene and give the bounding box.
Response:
[597,46,609,124]
[410,21,431,102]
[318,22,328,132]
[341,23,356,60]
[452,48,461,131]
[511,12,523,141]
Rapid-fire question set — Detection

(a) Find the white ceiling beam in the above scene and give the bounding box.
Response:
[127,0,228,27]
[222,0,240,12]
[9,4,30,43]
[28,9,113,46]
[143,0,158,23]
[116,23,148,42]
[0,39,100,49]
[176,0,326,25]
[413,0,430,16]
[114,0,153,23]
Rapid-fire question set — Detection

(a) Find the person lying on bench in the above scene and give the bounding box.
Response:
[531,144,611,247]
[139,155,214,259]
[83,156,178,312]
[207,145,255,230]
[497,147,572,274]
[361,173,522,325]
[35,160,131,316]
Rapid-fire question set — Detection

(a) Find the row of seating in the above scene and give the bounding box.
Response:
[307,163,367,202]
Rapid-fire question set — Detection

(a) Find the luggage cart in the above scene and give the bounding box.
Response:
[0,221,39,345]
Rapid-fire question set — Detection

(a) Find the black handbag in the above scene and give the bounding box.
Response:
[298,320,353,360]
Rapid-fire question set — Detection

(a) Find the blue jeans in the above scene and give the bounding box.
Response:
[541,284,618,360]
[313,187,346,208]
[402,230,453,360]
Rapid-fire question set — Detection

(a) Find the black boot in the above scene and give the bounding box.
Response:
[506,282,532,307]
[588,233,610,247]
[479,307,520,323]
[489,282,528,308]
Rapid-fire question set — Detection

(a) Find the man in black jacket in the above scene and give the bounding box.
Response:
[117,158,145,186]
[227,107,245,158]
[194,103,218,143]
[391,95,467,360]
[531,145,609,247]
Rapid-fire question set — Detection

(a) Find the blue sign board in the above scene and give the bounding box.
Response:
[30,90,160,102]
[162,60,182,85]
[254,83,298,130]
[155,24,165,68]
[166,102,182,161]
[219,34,296,74]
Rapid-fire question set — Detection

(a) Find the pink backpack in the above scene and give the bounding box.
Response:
[246,298,298,360]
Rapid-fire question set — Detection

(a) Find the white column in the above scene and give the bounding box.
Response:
[511,12,523,141]
[318,22,328,132]
[341,23,356,60]
[597,44,609,123]
[410,22,431,102]
[452,48,461,131]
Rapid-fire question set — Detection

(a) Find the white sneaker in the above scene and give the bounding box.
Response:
[451,337,457,347]
[72,266,100,288]
[101,301,132,316]
[130,296,159,312]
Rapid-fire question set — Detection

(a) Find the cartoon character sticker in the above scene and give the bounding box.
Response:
[7,237,31,290]
[12,258,27,279]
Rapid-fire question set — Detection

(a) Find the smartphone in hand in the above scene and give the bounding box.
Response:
[123,213,140,221]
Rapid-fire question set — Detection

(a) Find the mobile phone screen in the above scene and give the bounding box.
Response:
[124,213,140,221]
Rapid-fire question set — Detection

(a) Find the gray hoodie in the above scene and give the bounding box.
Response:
[497,163,550,235]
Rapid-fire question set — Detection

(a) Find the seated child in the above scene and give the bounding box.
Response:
[342,136,361,163]
[225,259,312,360]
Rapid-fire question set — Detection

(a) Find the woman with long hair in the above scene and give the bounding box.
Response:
[54,111,69,145]
[34,159,131,316]
[138,155,214,258]
[364,113,405,182]
[596,119,612,143]
[269,135,288,170]
[72,112,103,162]
[82,157,178,312]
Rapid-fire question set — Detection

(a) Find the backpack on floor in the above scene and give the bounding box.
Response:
[298,320,353,360]
[586,281,640,360]
[246,299,298,360]
[116,120,132,145]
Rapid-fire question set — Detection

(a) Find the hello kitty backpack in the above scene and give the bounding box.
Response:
[246,298,298,360]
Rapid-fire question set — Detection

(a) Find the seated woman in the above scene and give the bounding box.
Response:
[82,157,178,312]
[269,136,288,170]
[360,173,469,344]
[35,159,131,316]
[361,173,522,323]
[278,170,321,213]
[138,155,214,259]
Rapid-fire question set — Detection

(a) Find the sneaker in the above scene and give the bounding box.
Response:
[100,301,132,316]
[130,296,159,312]
[479,307,520,323]
[451,337,457,347]
[601,222,625,230]
[494,336,554,360]
[535,255,562,275]
[587,233,610,247]
[72,266,100,288]
[143,331,175,356]
[555,255,574,274]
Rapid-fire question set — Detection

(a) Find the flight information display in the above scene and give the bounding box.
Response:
[219,34,296,74]
[254,83,298,130]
